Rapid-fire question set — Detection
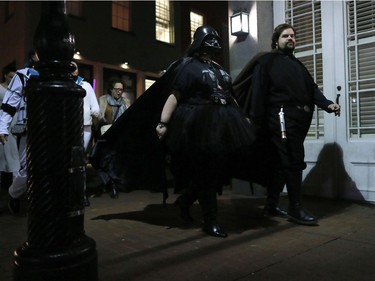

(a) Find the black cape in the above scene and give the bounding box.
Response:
[230,52,279,187]
[89,57,192,201]
[232,51,278,120]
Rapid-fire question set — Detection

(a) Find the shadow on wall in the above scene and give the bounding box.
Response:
[303,142,364,201]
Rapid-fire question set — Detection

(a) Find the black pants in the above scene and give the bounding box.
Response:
[180,184,218,224]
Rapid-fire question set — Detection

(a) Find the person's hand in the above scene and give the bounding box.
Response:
[328,103,341,116]
[91,111,100,118]
[156,123,168,140]
[0,134,8,145]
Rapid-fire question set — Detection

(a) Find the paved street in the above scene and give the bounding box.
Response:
[1,167,375,281]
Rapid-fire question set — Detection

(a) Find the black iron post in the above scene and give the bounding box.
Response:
[13,1,98,280]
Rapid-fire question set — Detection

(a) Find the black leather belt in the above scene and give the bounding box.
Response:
[273,104,311,112]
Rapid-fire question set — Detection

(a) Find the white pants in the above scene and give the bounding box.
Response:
[8,136,27,199]
[9,127,93,199]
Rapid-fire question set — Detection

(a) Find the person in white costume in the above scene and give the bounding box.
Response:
[72,61,100,206]
[0,66,19,193]
[0,50,39,215]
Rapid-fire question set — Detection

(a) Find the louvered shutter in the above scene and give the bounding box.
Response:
[285,0,324,139]
[347,0,375,138]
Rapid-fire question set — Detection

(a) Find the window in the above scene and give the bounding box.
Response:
[285,0,323,139]
[155,0,174,44]
[190,11,204,42]
[112,1,131,32]
[347,0,375,138]
[145,78,156,91]
[66,0,83,17]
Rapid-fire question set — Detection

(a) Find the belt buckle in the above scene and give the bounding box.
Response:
[303,105,310,112]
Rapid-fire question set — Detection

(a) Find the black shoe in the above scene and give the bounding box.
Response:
[8,197,20,215]
[263,205,288,217]
[203,222,228,238]
[288,207,318,226]
[174,196,194,223]
[83,194,90,207]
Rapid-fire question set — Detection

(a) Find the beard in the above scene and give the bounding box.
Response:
[280,42,295,55]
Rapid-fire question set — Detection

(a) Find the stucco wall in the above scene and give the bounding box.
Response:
[229,0,273,80]
[228,1,274,195]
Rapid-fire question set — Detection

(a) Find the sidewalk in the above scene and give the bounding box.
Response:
[1,171,375,281]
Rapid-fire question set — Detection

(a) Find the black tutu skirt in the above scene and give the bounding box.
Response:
[166,102,256,189]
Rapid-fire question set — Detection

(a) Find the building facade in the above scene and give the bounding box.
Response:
[1,0,375,203]
[230,0,375,203]
[0,0,229,101]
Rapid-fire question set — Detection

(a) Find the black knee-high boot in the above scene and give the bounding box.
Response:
[264,170,287,217]
[198,188,227,238]
[174,188,197,223]
[285,170,318,225]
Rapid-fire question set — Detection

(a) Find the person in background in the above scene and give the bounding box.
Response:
[233,23,340,226]
[98,78,127,135]
[0,66,16,98]
[0,49,39,215]
[0,66,19,194]
[94,78,128,199]
[72,61,100,207]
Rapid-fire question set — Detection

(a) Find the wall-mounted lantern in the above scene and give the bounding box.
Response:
[230,11,249,36]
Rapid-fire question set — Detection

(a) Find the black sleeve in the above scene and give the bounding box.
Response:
[1,103,17,116]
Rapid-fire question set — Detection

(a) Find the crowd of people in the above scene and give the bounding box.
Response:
[0,24,340,238]
[0,50,132,212]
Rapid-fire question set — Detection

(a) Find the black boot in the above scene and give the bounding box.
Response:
[174,194,195,223]
[263,170,287,217]
[285,170,318,226]
[83,194,91,207]
[288,203,318,226]
[106,180,119,199]
[202,222,227,238]
[174,186,199,223]
[198,189,227,238]
[174,195,194,223]
[263,206,287,217]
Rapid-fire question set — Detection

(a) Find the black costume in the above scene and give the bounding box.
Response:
[90,26,255,237]
[167,55,255,238]
[233,49,335,225]
[167,57,255,191]
[235,50,334,168]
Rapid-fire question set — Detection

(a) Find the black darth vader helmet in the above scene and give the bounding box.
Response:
[187,25,221,56]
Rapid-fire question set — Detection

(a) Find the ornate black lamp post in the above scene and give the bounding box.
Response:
[13,1,97,280]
